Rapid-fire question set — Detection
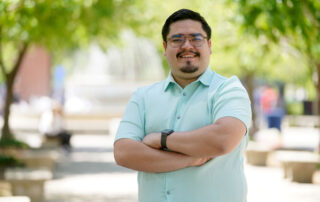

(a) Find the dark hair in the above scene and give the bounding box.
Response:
[162,9,211,42]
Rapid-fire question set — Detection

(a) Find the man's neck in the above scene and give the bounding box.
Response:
[172,75,199,89]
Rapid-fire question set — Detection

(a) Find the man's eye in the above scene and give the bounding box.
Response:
[172,38,184,42]
[192,37,203,42]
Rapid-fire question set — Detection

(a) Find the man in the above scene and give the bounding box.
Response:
[114,9,251,202]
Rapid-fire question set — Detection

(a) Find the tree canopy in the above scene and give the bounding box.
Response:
[0,0,135,142]
[235,0,320,73]
[234,0,320,145]
[1,0,317,143]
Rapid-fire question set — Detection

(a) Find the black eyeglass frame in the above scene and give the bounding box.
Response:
[166,33,208,48]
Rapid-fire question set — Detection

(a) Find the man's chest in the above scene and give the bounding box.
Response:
[144,89,213,134]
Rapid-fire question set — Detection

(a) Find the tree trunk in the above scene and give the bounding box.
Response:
[1,74,15,140]
[317,63,320,153]
[0,44,28,142]
[244,72,257,140]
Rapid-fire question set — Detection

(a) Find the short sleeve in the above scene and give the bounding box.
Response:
[114,88,145,142]
[212,76,252,132]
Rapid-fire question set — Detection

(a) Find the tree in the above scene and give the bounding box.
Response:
[206,1,308,138]
[234,0,320,148]
[0,0,133,144]
[215,34,293,138]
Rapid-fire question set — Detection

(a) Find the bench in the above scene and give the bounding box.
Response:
[4,168,52,202]
[274,151,320,183]
[246,142,271,166]
[246,149,270,166]
[41,136,61,148]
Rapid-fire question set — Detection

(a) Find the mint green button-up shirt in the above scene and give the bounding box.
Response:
[115,68,252,202]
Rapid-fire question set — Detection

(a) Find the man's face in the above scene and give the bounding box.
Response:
[163,19,212,84]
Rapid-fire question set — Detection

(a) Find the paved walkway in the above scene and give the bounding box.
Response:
[45,135,137,202]
[43,133,320,202]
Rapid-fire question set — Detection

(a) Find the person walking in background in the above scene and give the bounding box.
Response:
[114,9,251,202]
[38,100,72,151]
[260,85,278,116]
[260,85,284,131]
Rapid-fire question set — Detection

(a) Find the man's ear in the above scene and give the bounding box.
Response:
[163,41,167,56]
[208,39,212,55]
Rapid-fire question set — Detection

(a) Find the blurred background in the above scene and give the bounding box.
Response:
[0,0,319,202]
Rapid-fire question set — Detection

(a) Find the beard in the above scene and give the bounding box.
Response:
[180,61,199,73]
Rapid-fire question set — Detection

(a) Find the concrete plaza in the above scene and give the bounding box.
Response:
[43,131,320,202]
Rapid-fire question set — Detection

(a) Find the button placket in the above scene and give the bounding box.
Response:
[173,90,187,129]
[176,92,185,121]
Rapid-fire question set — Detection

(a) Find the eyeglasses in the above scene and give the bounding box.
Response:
[167,33,208,48]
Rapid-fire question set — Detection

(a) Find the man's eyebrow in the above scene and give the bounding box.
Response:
[170,33,203,38]
[190,33,203,37]
[170,34,183,38]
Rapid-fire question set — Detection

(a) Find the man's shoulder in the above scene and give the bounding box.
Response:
[221,76,245,90]
[209,73,247,95]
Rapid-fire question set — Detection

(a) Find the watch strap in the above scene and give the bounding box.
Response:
[161,129,174,150]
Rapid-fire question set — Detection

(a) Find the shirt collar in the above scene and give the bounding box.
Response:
[163,72,175,91]
[198,67,213,87]
[163,67,213,91]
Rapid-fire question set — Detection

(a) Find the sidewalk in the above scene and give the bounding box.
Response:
[45,134,137,202]
[43,133,320,202]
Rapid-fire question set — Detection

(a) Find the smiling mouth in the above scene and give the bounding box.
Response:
[181,55,196,59]
[176,51,200,59]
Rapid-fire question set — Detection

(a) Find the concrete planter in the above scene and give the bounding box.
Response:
[0,148,25,159]
[19,149,58,171]
[0,196,30,202]
[4,168,52,202]
[0,181,12,196]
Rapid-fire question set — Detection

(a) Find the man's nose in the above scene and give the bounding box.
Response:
[180,38,193,49]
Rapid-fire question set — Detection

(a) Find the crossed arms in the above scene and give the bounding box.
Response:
[114,116,246,173]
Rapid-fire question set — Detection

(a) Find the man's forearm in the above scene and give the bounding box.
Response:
[114,138,208,173]
[143,117,247,158]
[167,117,246,157]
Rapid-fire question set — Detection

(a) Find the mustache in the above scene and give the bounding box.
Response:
[176,51,200,58]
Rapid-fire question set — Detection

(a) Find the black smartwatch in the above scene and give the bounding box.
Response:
[161,129,174,150]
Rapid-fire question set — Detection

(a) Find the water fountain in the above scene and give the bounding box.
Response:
[65,31,165,117]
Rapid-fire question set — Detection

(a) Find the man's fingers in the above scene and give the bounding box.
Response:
[191,157,212,167]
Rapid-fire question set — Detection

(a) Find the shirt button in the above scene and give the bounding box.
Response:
[167,191,170,195]
[177,116,181,119]
[183,92,186,96]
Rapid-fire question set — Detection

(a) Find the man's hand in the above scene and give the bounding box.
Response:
[188,156,212,167]
[143,133,162,149]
